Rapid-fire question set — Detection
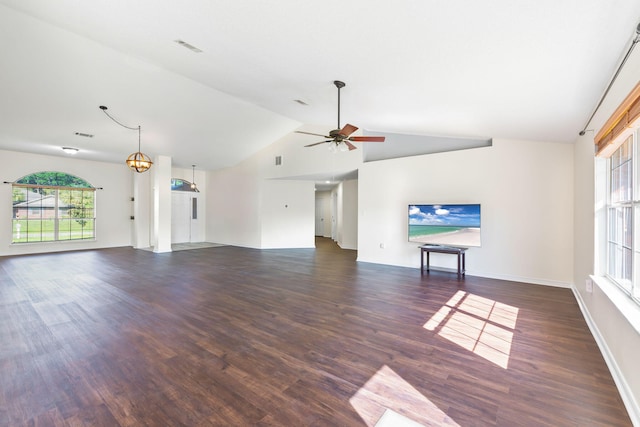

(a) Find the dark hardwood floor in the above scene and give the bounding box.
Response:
[0,238,631,426]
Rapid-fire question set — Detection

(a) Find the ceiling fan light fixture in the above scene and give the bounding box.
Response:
[296,80,385,150]
[62,146,79,154]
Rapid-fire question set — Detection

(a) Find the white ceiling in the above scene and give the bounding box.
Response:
[1,0,639,171]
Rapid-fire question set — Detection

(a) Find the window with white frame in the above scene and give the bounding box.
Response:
[607,134,634,295]
[606,129,640,302]
[11,172,96,243]
[597,82,640,304]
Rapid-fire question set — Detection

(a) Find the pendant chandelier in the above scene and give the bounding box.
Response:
[99,105,153,173]
[190,164,199,192]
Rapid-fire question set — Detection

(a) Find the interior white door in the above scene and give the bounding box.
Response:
[331,192,337,240]
[315,198,325,236]
[171,192,191,243]
[190,195,199,242]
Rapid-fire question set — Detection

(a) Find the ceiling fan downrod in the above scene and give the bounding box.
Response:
[334,80,345,129]
[294,79,385,151]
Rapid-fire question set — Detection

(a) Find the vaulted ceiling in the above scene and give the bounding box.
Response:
[1,1,639,170]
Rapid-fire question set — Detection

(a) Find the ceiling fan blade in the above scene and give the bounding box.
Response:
[304,140,332,147]
[344,141,358,151]
[349,136,386,142]
[339,124,358,137]
[296,130,331,138]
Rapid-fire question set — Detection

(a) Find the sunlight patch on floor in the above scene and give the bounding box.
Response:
[349,365,460,427]
[424,291,519,369]
[375,409,425,427]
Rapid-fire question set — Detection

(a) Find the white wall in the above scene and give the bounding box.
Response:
[152,155,172,252]
[337,179,358,250]
[132,171,152,248]
[207,129,576,286]
[357,139,574,286]
[573,42,640,423]
[206,126,362,249]
[206,161,263,248]
[261,180,315,248]
[0,149,132,255]
[261,127,363,181]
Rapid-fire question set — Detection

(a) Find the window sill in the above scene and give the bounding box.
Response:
[11,238,97,245]
[591,275,640,335]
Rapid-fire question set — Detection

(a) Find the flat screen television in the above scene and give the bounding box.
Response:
[408,204,481,247]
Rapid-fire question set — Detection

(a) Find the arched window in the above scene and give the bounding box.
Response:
[12,172,96,243]
[171,178,199,192]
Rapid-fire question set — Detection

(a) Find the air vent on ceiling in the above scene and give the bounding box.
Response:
[174,39,203,53]
[75,132,94,138]
[275,156,282,166]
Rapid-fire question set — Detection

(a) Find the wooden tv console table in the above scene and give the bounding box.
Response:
[419,245,467,278]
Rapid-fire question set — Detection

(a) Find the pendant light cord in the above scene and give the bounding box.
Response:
[99,106,139,131]
[99,105,143,151]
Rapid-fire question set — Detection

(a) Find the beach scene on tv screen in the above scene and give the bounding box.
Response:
[409,204,481,247]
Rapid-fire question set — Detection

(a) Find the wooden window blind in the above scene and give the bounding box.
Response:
[595,81,640,157]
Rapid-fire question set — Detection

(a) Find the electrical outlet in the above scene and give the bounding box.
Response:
[379,243,385,249]
[585,278,593,293]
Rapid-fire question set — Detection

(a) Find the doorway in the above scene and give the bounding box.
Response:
[171,192,198,244]
[315,192,332,238]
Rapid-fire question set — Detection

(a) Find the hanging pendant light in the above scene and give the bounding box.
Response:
[99,106,153,173]
[125,125,153,173]
[190,165,198,192]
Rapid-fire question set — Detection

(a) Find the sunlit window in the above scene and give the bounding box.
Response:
[607,131,640,302]
[424,291,519,369]
[12,172,96,243]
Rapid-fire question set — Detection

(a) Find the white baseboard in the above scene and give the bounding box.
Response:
[572,286,640,427]
[471,271,572,288]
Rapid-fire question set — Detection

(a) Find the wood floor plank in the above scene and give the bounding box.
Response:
[0,238,632,426]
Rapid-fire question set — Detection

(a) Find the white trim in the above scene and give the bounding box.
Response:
[572,284,640,427]
[469,271,572,288]
[591,275,640,335]
[354,261,574,289]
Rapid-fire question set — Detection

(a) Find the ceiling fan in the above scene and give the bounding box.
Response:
[296,80,385,151]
